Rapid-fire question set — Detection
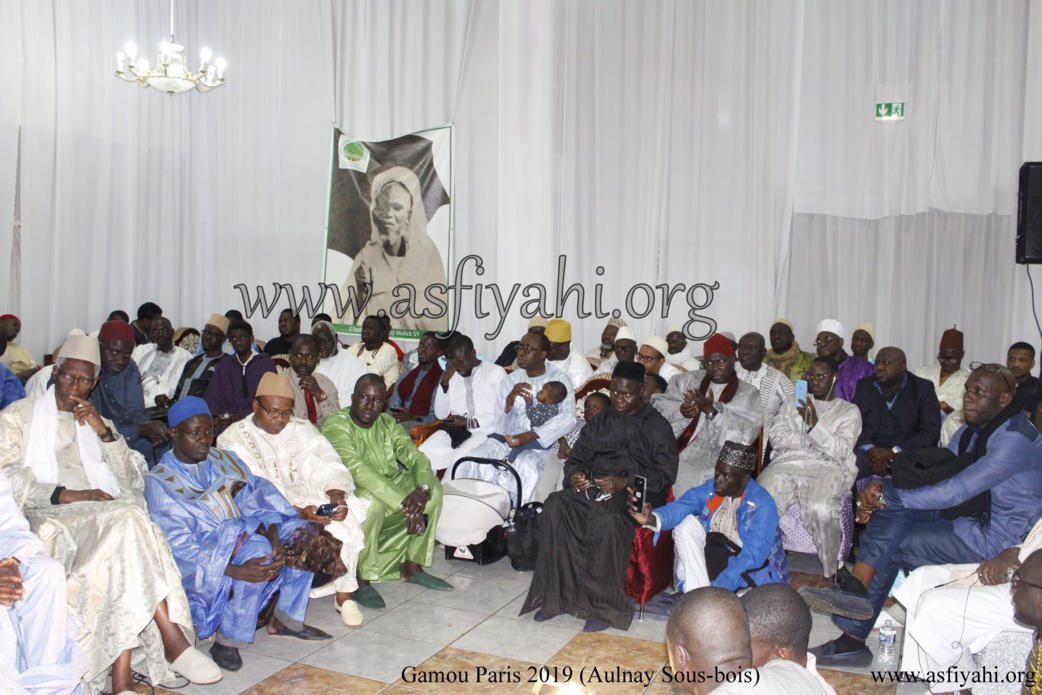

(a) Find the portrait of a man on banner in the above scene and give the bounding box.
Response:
[324,127,452,337]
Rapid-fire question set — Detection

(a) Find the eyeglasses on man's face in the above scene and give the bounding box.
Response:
[353,393,386,407]
[1011,571,1042,592]
[56,370,95,387]
[256,402,293,420]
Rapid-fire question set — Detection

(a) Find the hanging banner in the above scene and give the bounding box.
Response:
[323,125,453,339]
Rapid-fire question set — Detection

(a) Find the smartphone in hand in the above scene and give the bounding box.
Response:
[632,475,648,511]
[414,513,430,536]
[316,503,340,517]
[794,380,808,407]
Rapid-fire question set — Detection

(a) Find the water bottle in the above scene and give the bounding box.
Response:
[878,619,897,664]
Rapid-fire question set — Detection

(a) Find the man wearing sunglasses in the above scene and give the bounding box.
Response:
[802,364,1042,668]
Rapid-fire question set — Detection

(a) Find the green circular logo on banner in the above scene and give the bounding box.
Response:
[342,141,366,162]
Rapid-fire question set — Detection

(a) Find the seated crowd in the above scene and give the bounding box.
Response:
[3,304,1042,693]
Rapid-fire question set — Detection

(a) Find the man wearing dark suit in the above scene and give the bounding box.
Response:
[851,347,941,479]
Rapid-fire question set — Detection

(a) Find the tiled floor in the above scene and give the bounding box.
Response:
[143,551,907,695]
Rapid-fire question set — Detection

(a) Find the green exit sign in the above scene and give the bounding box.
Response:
[875,102,905,120]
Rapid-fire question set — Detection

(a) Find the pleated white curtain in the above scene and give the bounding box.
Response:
[0,0,1040,369]
[782,0,1031,368]
[0,0,23,313]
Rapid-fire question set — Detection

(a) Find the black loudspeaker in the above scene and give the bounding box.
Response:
[1017,162,1042,264]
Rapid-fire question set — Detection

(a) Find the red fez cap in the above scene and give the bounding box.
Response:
[702,333,734,358]
[940,325,963,351]
[0,314,17,322]
[98,319,135,344]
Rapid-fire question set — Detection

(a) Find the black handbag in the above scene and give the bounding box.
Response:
[704,531,770,589]
[506,502,543,571]
[889,403,1022,525]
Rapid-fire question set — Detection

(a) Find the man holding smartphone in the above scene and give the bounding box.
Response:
[219,373,369,627]
[520,361,678,633]
[630,441,789,594]
[758,356,862,579]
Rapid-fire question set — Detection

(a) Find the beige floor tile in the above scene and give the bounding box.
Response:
[238,663,385,694]
[545,633,667,694]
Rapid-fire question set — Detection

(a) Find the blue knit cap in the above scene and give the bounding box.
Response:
[168,396,212,428]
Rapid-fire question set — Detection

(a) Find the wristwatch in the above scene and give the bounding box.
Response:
[315,392,328,403]
[418,484,431,495]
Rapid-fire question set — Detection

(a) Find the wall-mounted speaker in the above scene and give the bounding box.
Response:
[1018,162,1042,264]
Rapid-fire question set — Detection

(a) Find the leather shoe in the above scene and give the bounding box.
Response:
[404,572,453,590]
[209,643,243,672]
[353,585,386,609]
[268,623,333,641]
[798,584,874,621]
[809,638,873,668]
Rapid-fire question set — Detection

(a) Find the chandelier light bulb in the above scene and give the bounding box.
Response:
[114,1,226,95]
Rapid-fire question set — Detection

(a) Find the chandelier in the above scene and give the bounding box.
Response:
[115,0,225,95]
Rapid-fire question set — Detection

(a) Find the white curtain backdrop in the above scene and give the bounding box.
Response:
[1,0,1040,371]
[783,0,1030,366]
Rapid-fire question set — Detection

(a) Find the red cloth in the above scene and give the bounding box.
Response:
[625,487,676,606]
[304,389,318,424]
[396,362,444,418]
[702,333,734,358]
[0,314,17,322]
[98,319,135,344]
[388,339,405,361]
[676,372,739,452]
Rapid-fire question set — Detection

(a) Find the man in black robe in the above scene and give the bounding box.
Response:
[520,361,678,632]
